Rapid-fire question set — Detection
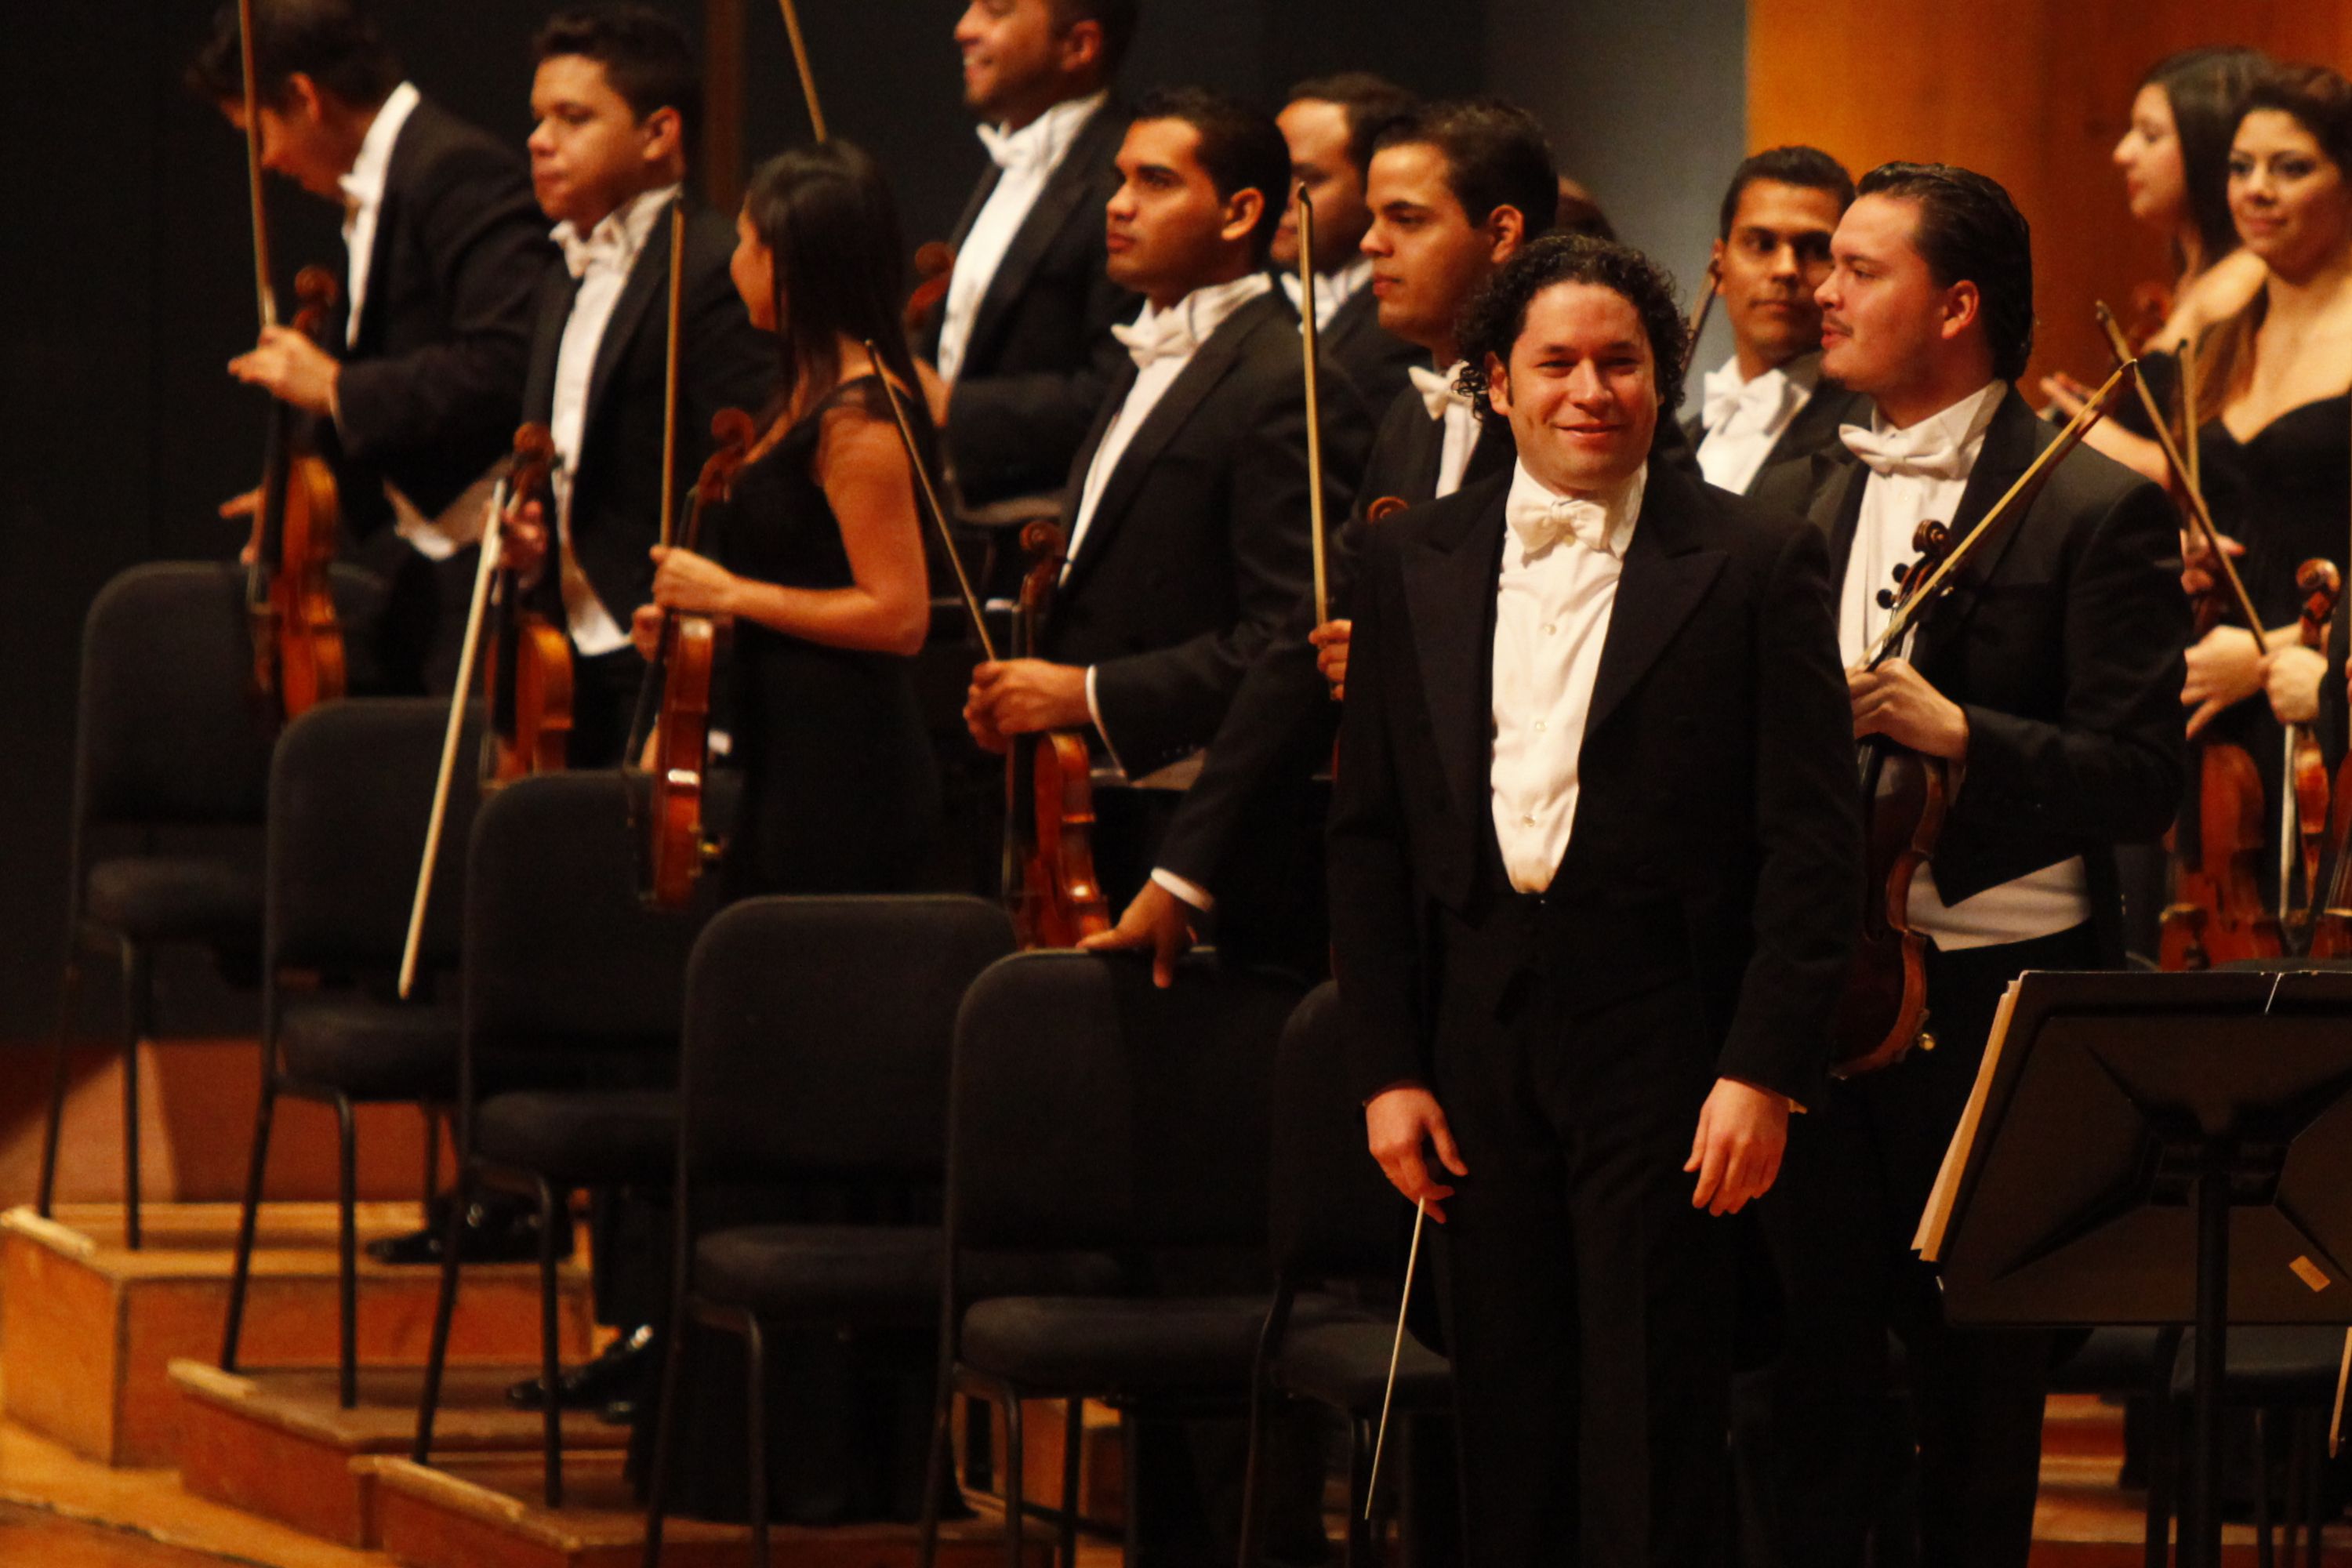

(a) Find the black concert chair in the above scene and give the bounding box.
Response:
[42,563,278,1248]
[639,895,1025,1568]
[916,951,1307,1568]
[1239,982,1452,1568]
[410,771,717,1508]
[2158,1327,2343,1566]
[219,697,484,1408]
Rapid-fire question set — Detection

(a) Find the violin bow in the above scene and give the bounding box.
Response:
[236,0,275,328]
[1296,184,1330,624]
[625,203,692,768]
[1866,359,2136,670]
[776,0,828,143]
[1679,260,1720,378]
[1363,1197,1428,1515]
[2093,303,2259,633]
[866,339,996,662]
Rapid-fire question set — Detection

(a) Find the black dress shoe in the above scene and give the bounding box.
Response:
[508,1323,658,1411]
[365,1192,574,1266]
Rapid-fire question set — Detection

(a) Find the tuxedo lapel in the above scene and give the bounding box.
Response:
[1759,376,1860,471]
[1813,452,1867,581]
[1915,388,2045,667]
[1403,475,1510,822]
[1584,463,1728,740]
[583,195,680,436]
[964,104,1120,372]
[1056,358,1138,535]
[949,164,1000,249]
[521,269,578,423]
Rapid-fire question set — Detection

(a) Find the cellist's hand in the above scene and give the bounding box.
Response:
[1078,878,1200,988]
[2183,625,2265,737]
[502,499,550,580]
[966,658,1088,739]
[649,543,739,617]
[229,325,341,416]
[2263,644,2328,727]
[220,488,263,564]
[1849,659,1969,760]
[1308,619,1352,700]
[630,604,663,661]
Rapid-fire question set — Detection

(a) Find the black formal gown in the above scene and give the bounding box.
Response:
[2195,391,2350,906]
[716,376,945,898]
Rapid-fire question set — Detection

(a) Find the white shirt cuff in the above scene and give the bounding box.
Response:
[1151,868,1215,913]
[1083,666,1130,778]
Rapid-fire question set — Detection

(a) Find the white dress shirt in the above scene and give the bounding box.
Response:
[1490,459,1646,892]
[339,81,421,350]
[1067,271,1274,766]
[543,184,679,658]
[1838,379,2091,948]
[1696,351,1818,496]
[937,91,1109,385]
[1279,256,1374,332]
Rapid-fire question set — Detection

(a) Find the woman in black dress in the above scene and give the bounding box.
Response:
[631,141,942,896]
[2180,64,2352,908]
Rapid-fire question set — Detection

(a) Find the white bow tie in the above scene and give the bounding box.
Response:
[978,122,1051,176]
[1839,421,1975,481]
[1112,310,1198,370]
[1505,488,1621,558]
[1409,364,1472,423]
[555,221,630,282]
[1700,361,1799,437]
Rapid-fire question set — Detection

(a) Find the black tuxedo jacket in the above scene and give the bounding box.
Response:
[1329,458,1861,1108]
[1309,285,1422,418]
[518,198,771,629]
[327,97,554,537]
[1044,289,1371,775]
[929,100,1138,506]
[1156,384,1513,890]
[1679,372,1869,506]
[1795,388,2189,957]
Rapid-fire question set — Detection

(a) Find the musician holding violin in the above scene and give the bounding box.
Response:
[1744,165,2189,1568]
[504,6,769,768]
[630,141,940,899]
[192,0,550,695]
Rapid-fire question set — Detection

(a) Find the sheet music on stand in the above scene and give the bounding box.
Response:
[1914,975,2023,1263]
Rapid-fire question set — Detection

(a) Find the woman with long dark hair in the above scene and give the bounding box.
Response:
[2042,45,2270,482]
[630,140,942,895]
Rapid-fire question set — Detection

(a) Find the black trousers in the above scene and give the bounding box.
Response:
[568,644,648,769]
[1740,924,2098,1568]
[1432,960,1735,1568]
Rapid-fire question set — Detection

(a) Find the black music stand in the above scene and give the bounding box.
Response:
[1921,968,2352,1568]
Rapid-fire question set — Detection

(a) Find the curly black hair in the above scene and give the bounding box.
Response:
[1454,234,1688,421]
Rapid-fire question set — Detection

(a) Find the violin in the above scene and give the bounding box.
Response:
[480,425,574,784]
[2310,747,2352,958]
[1831,360,2135,1075]
[630,408,754,909]
[1008,519,1110,946]
[906,240,956,341]
[248,266,349,720]
[2285,560,2342,937]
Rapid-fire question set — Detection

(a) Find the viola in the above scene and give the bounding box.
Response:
[2284,560,2340,937]
[248,266,348,720]
[2310,752,2352,959]
[1007,519,1110,946]
[906,240,956,341]
[479,425,574,784]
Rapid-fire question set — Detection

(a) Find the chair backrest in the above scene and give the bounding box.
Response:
[1269,982,1410,1284]
[74,563,278,833]
[680,895,1016,1187]
[267,698,483,976]
[463,771,719,1071]
[949,951,1304,1253]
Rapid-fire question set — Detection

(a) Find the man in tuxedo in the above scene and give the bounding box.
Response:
[1272,74,1425,412]
[503,5,769,769]
[1743,164,2188,1568]
[1331,234,1860,1566]
[963,85,1370,902]
[931,0,1140,507]
[1685,146,1870,506]
[1084,97,1558,978]
[194,0,551,693]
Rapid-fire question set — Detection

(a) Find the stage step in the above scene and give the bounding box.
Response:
[171,1360,629,1548]
[0,1202,593,1467]
[371,1450,1052,1568]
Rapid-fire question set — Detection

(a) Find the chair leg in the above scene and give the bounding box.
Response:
[412,1167,470,1465]
[335,1093,359,1410]
[916,1356,956,1568]
[220,1078,279,1371]
[38,957,83,1218]
[535,1176,565,1509]
[742,1313,772,1568]
[1345,1416,1374,1568]
[2258,1407,2276,1568]
[422,1109,441,1209]
[120,942,151,1250]
[640,1295,691,1568]
[1058,1398,1082,1568]
[1002,1384,1026,1568]
[2146,1395,2178,1568]
[2307,1410,2325,1568]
